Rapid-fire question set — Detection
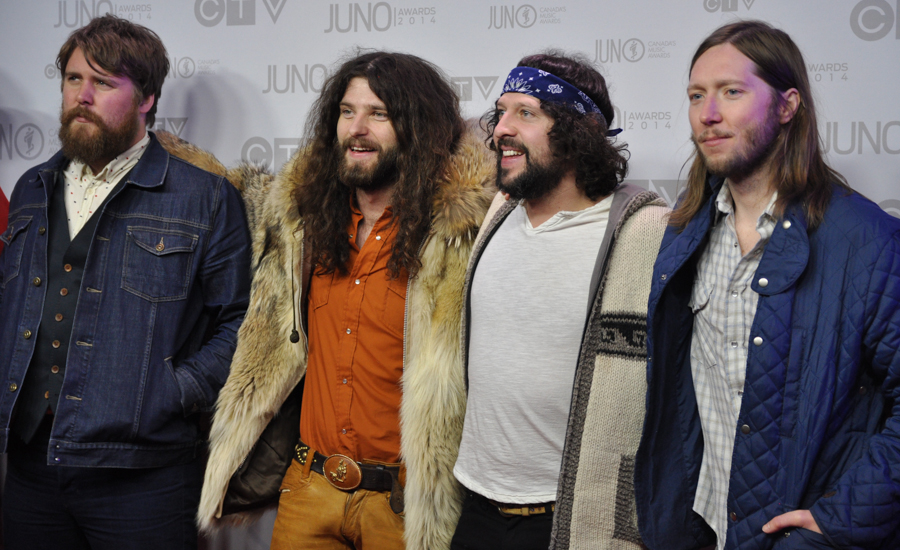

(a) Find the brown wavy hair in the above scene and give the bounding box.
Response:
[292,51,465,278]
[669,20,850,230]
[482,50,628,200]
[57,14,169,127]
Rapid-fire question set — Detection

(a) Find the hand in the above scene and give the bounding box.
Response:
[762,509,821,535]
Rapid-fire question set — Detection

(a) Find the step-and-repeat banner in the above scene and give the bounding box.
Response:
[1,0,899,547]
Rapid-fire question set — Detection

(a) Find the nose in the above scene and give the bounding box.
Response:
[493,110,515,142]
[75,82,93,105]
[699,96,720,126]
[347,115,368,137]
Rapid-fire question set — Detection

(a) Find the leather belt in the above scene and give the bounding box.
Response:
[472,492,555,517]
[294,441,405,513]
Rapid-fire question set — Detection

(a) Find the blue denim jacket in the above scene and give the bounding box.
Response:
[0,134,251,468]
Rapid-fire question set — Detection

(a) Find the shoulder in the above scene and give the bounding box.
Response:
[816,187,900,246]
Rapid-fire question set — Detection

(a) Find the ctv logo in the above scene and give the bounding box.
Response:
[703,0,755,12]
[851,0,900,40]
[195,0,287,26]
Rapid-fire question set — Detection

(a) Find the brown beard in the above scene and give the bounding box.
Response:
[58,103,140,169]
[495,137,567,201]
[694,100,782,181]
[335,137,400,192]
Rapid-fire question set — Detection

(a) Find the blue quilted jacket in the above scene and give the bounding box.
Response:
[635,177,900,550]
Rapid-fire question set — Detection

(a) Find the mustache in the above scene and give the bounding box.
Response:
[495,137,529,155]
[341,137,382,152]
[694,129,734,144]
[61,106,104,127]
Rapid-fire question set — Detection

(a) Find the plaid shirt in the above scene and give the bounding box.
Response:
[689,184,777,549]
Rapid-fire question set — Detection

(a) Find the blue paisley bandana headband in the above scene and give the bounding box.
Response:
[501,66,623,136]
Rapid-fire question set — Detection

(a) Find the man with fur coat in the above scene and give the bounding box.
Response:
[451,52,668,550]
[196,51,494,550]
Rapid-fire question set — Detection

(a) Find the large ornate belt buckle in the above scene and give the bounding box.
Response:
[323,454,362,491]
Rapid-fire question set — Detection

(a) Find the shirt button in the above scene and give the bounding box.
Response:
[51,366,60,374]
[730,511,738,521]
[8,383,17,392]
[355,279,360,285]
[741,424,751,434]
[64,264,73,272]
[660,274,667,281]
[60,288,69,296]
[782,220,792,229]
[758,278,768,287]
[731,291,738,298]
[343,378,348,384]
[731,341,738,348]
[346,328,351,334]
[33,277,42,286]
[859,386,867,395]
[55,313,64,322]
[341,429,347,434]
[52,340,61,349]
[753,336,763,346]
[38,227,47,235]
[375,235,381,241]
[44,391,50,399]
[23,330,33,339]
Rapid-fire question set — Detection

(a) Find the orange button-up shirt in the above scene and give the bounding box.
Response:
[300,203,408,462]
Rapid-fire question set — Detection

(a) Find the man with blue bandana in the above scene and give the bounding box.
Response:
[451,51,669,550]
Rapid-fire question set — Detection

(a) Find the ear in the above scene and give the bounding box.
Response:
[779,88,800,124]
[138,94,155,115]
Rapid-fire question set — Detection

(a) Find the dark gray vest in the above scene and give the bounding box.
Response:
[11,170,123,444]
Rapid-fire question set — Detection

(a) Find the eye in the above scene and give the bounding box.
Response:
[688,92,703,102]
[521,109,534,118]
[725,88,741,97]
[372,111,389,121]
[340,108,353,117]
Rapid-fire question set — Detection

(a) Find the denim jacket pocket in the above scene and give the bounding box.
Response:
[1,216,32,287]
[122,226,198,302]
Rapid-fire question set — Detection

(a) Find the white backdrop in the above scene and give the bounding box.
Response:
[1,0,899,547]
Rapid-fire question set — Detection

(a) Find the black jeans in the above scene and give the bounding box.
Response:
[450,491,553,550]
[3,417,202,550]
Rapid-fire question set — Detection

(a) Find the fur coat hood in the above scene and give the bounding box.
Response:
[165,130,494,549]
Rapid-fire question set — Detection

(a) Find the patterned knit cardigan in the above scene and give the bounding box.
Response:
[462,184,669,550]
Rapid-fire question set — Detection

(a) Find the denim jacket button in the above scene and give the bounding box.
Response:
[23,330,32,339]
[8,383,18,392]
[38,227,46,235]
[33,277,42,287]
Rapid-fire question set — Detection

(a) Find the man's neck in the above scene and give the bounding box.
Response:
[524,173,604,228]
[354,184,395,247]
[726,169,776,255]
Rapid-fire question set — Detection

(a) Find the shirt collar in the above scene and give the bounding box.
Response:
[715,181,778,232]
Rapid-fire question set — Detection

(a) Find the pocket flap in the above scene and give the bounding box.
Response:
[1,216,32,245]
[128,228,197,256]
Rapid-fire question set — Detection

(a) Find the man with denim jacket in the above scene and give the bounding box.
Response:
[0,15,250,550]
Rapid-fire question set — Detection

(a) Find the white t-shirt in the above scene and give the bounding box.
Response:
[454,196,612,503]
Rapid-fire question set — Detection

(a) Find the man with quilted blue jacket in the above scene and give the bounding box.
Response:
[634,20,900,550]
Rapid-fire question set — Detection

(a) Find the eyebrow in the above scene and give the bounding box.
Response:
[340,101,388,112]
[687,78,747,92]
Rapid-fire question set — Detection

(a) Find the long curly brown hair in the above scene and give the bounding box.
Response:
[291,51,465,278]
[482,50,629,201]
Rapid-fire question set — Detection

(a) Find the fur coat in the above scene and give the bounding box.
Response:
[170,130,494,549]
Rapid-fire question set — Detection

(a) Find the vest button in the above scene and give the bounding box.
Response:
[730,511,738,521]
[52,340,61,349]
[8,383,17,392]
[23,330,32,339]
[753,336,763,346]
[38,227,46,235]
[60,288,69,296]
[44,391,50,399]
[55,313,64,322]
[33,277,42,286]
[51,366,60,374]
[758,277,769,287]
[741,424,751,434]
[64,264,73,273]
